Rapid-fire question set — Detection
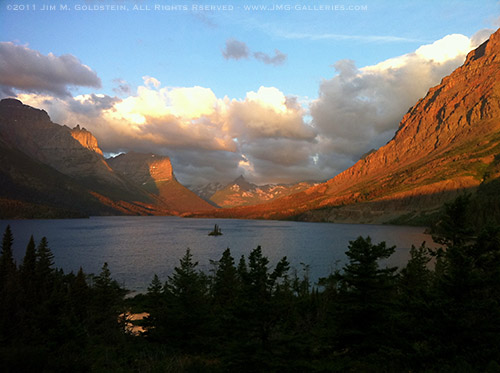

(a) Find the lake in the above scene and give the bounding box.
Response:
[1,216,434,294]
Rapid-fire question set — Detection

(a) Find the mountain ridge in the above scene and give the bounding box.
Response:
[0,99,215,218]
[189,28,500,224]
[209,175,317,208]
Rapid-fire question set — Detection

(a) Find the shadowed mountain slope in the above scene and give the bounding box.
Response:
[0,99,212,218]
[107,152,215,214]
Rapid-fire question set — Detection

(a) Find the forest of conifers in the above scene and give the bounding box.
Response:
[1,195,500,372]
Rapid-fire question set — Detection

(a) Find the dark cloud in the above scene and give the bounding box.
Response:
[222,39,287,66]
[222,39,250,60]
[168,149,244,186]
[68,94,121,118]
[0,42,101,97]
[0,85,16,98]
[112,79,132,96]
[254,49,287,66]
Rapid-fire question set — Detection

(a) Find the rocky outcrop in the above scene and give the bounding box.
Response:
[108,152,214,213]
[71,125,103,156]
[0,98,114,181]
[108,152,174,187]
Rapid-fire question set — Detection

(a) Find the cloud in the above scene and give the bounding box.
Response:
[222,38,287,66]
[470,28,495,48]
[0,42,101,97]
[270,30,429,43]
[222,38,250,60]
[309,32,480,174]
[229,87,314,140]
[18,78,316,184]
[112,79,132,96]
[12,30,489,186]
[254,49,287,66]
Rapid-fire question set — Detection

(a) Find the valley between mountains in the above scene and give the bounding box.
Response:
[1,28,500,224]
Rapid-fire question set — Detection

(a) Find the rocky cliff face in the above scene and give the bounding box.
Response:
[71,125,103,156]
[108,152,214,213]
[0,98,115,181]
[195,28,500,223]
[328,28,500,188]
[0,99,209,217]
[108,152,174,187]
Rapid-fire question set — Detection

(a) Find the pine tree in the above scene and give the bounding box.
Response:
[35,236,54,295]
[90,262,126,337]
[396,242,433,369]
[20,235,37,293]
[0,225,16,287]
[334,236,398,363]
[0,225,19,342]
[428,196,500,369]
[162,249,211,351]
[211,248,238,307]
[71,267,90,322]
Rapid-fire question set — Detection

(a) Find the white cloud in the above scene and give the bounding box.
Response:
[309,31,483,175]
[10,29,492,185]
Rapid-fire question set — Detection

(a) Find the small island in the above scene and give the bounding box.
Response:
[208,224,223,236]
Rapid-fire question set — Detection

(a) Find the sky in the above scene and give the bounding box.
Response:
[1,0,499,186]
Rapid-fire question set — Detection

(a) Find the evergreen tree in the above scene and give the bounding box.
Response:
[334,236,398,365]
[396,242,434,369]
[161,249,211,351]
[143,273,165,337]
[20,236,37,294]
[0,225,19,342]
[70,267,90,322]
[211,248,238,307]
[229,247,293,371]
[35,236,54,297]
[428,196,500,369]
[432,193,474,248]
[147,274,162,296]
[90,262,127,338]
[209,249,240,355]
[0,225,16,287]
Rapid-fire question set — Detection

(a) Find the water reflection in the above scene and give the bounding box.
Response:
[2,216,434,294]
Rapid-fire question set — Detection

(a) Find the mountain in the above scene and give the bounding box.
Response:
[108,152,214,213]
[189,182,225,203]
[0,99,212,218]
[0,134,118,218]
[208,175,316,208]
[192,28,500,224]
[0,99,136,192]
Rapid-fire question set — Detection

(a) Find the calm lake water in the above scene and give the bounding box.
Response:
[1,216,434,294]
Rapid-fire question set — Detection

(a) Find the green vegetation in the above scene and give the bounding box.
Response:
[1,195,500,371]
